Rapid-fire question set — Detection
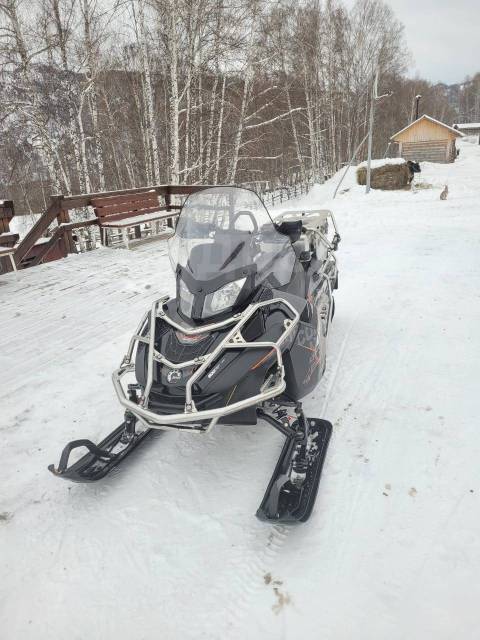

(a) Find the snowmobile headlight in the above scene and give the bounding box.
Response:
[179,279,194,316]
[203,277,247,318]
[175,330,208,345]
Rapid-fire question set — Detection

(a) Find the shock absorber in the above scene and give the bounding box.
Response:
[290,403,310,486]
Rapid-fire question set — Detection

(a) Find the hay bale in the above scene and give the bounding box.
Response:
[356,160,411,190]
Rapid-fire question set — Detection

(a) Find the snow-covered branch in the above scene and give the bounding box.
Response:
[245,108,304,131]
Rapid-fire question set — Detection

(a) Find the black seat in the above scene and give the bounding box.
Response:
[274,220,303,243]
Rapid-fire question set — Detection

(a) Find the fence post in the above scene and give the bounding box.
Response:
[0,200,12,228]
[0,200,17,273]
[56,203,76,255]
[164,186,175,228]
[0,200,17,247]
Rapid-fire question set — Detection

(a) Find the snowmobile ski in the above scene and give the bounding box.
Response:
[256,416,332,523]
[48,415,153,483]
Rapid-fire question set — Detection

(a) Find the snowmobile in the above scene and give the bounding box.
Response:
[49,186,341,523]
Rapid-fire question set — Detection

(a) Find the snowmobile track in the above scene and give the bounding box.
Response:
[208,315,356,637]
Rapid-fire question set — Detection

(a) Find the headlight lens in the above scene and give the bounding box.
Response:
[179,279,194,316]
[203,277,247,318]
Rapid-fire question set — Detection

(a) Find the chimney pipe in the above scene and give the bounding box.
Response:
[415,94,422,120]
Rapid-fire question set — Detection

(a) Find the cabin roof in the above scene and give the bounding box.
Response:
[391,115,464,141]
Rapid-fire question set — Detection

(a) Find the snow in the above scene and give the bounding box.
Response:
[453,123,480,129]
[8,213,42,241]
[356,157,405,169]
[1,139,480,639]
[100,210,173,227]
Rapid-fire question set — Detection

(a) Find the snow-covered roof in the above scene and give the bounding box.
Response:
[453,123,480,130]
[391,115,464,140]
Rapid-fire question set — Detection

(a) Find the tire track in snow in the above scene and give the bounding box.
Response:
[322,301,413,581]
[320,315,358,416]
[211,523,290,635]
[207,316,358,639]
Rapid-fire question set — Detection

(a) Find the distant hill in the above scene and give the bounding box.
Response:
[439,74,480,123]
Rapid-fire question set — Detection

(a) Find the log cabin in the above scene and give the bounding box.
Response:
[391,115,463,164]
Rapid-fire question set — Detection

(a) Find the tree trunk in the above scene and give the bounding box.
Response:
[136,0,160,183]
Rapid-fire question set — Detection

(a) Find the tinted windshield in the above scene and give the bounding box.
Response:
[168,187,295,288]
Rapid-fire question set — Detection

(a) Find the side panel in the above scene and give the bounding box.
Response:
[282,264,335,400]
[283,310,325,400]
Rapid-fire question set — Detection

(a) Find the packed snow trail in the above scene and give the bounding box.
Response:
[1,139,480,639]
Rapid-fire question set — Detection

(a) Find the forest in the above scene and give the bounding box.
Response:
[0,0,478,213]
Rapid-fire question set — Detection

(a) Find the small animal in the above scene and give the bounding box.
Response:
[407,160,421,173]
[440,185,449,200]
[406,160,421,184]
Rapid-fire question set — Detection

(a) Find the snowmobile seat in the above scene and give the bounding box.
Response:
[275,220,313,266]
[275,220,303,243]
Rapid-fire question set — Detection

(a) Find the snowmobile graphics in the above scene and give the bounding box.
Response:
[49,186,341,523]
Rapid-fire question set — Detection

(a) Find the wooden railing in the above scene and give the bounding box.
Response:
[0,200,19,273]
[13,184,218,270]
[0,200,19,247]
[26,219,99,268]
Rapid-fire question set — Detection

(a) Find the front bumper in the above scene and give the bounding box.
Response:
[112,295,300,433]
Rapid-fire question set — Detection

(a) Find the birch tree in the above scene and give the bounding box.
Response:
[133,0,160,183]
[0,0,456,214]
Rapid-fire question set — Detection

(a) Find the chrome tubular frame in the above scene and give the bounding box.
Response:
[112,296,300,433]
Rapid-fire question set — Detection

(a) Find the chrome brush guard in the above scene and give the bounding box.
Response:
[112,296,300,433]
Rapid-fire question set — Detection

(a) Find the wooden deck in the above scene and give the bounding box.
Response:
[0,244,173,388]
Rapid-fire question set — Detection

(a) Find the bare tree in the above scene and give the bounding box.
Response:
[0,0,460,213]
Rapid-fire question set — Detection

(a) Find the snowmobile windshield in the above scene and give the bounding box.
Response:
[168,187,296,319]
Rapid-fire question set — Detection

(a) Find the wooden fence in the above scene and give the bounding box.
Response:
[260,180,314,207]
[10,184,217,271]
[0,200,18,246]
[0,200,20,274]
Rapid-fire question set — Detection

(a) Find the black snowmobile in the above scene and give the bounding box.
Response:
[49,186,341,523]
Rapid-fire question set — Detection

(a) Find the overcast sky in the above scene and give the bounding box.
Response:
[344,0,480,85]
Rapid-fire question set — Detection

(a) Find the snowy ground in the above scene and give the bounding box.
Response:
[1,139,480,639]
[9,212,43,241]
